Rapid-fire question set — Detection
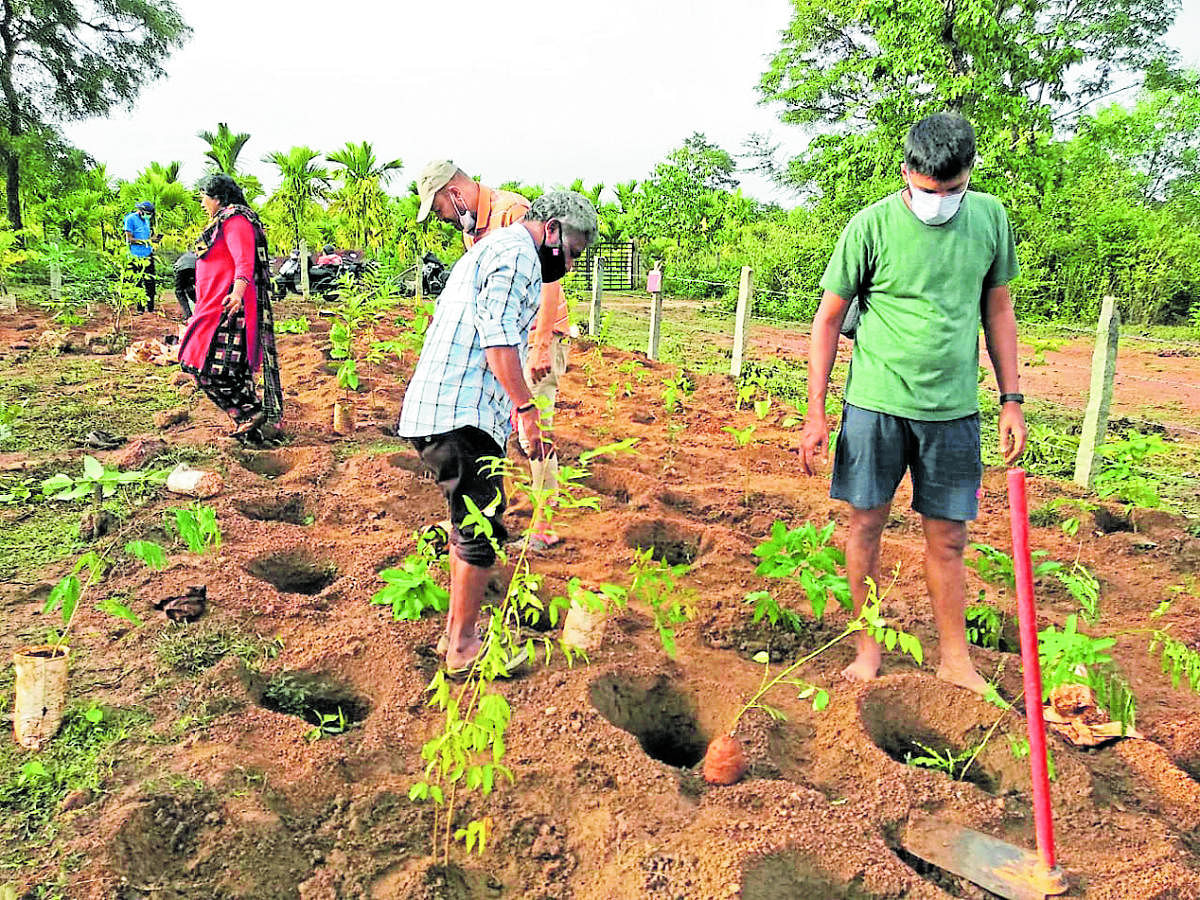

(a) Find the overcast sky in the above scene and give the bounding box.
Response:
[61,0,1200,205]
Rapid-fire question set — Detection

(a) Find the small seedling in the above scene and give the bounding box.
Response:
[305,707,347,741]
[745,590,804,634]
[752,520,851,621]
[905,741,978,780]
[628,548,694,658]
[371,553,450,620]
[753,397,772,421]
[965,600,1005,651]
[41,455,169,503]
[166,502,221,554]
[275,316,310,334]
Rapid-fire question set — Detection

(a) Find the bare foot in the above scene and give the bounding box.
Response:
[841,635,882,683]
[936,661,990,696]
[445,634,483,671]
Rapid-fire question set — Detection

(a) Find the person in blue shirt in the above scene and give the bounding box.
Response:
[123,201,158,313]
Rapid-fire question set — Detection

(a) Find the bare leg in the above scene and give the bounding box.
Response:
[842,502,891,683]
[922,516,989,695]
[445,548,489,670]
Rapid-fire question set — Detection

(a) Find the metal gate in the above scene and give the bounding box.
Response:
[571,241,638,292]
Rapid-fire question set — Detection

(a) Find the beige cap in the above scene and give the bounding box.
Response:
[416,159,459,223]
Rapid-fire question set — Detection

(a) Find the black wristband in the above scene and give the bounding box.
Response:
[516,401,536,414]
[999,393,1024,405]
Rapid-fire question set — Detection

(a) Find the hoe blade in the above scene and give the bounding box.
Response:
[901,816,1068,900]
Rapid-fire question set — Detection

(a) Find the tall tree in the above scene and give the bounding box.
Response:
[758,0,1180,204]
[0,0,189,230]
[198,122,250,175]
[637,133,740,246]
[326,140,401,250]
[264,146,330,250]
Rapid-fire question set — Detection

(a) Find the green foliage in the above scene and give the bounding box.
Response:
[0,705,146,865]
[166,503,221,554]
[275,316,310,334]
[745,590,804,634]
[628,548,694,658]
[967,543,1062,592]
[1038,614,1135,730]
[371,554,450,621]
[752,520,851,620]
[0,401,23,447]
[156,625,281,675]
[1058,562,1102,625]
[305,708,348,742]
[41,455,168,503]
[1148,630,1200,693]
[905,741,978,780]
[326,140,403,251]
[263,146,331,250]
[965,601,1004,651]
[42,540,164,647]
[1094,431,1169,508]
[660,373,693,415]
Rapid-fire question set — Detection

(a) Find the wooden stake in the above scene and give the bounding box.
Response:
[1073,295,1121,489]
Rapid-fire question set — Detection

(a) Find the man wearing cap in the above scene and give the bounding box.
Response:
[417,161,572,551]
[123,201,158,313]
[398,191,598,676]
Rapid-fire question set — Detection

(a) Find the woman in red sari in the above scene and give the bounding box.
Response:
[179,174,283,440]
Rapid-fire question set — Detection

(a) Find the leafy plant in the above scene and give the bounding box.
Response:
[1026,336,1066,365]
[965,600,1005,651]
[166,503,221,554]
[727,577,922,731]
[275,315,310,334]
[1058,561,1101,624]
[905,741,978,780]
[305,707,347,742]
[42,542,162,647]
[371,553,450,620]
[753,397,772,420]
[0,401,23,447]
[967,543,1061,592]
[628,548,694,657]
[745,590,804,634]
[41,455,169,502]
[661,373,693,415]
[1094,431,1168,508]
[752,520,852,620]
[409,439,637,865]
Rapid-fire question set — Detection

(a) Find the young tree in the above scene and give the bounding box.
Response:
[264,146,330,250]
[326,141,402,250]
[637,133,741,246]
[0,0,189,231]
[198,123,251,175]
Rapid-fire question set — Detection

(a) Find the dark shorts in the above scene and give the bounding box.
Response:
[830,404,982,522]
[410,426,507,567]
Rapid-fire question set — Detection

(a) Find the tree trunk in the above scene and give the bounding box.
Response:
[3,148,20,231]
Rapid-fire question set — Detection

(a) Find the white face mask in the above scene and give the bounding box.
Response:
[907,180,968,225]
[451,195,476,234]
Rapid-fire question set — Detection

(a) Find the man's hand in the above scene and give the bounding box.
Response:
[530,363,551,382]
[519,407,551,460]
[998,402,1027,466]
[799,414,829,476]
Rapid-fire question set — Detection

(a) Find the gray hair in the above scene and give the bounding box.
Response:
[527,191,598,243]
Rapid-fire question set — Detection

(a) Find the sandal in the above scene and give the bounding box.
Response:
[75,429,125,450]
[445,639,530,682]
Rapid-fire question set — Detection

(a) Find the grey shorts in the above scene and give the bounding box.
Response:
[830,404,982,522]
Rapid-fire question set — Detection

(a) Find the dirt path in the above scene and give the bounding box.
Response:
[2,298,1200,898]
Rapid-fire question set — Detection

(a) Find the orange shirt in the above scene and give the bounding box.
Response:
[463,186,530,249]
[466,185,569,364]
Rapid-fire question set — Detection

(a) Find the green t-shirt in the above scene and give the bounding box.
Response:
[820,190,1019,421]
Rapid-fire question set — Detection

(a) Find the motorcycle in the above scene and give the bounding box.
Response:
[272,247,374,300]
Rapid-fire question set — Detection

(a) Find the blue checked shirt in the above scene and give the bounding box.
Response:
[397,224,543,447]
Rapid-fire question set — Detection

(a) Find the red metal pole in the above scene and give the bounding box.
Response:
[1007,467,1058,873]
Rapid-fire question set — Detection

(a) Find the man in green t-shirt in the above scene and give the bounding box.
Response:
[801,113,1027,695]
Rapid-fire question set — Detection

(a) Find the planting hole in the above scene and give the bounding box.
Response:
[860,679,1020,794]
[245,550,337,595]
[387,451,425,474]
[741,850,878,900]
[234,493,310,525]
[238,449,296,479]
[588,675,707,768]
[1093,507,1133,534]
[257,670,370,728]
[588,465,632,503]
[623,519,702,566]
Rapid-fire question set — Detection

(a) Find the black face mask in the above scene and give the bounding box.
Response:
[538,222,568,283]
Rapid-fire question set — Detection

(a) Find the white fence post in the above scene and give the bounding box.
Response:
[589,256,604,338]
[1073,295,1121,489]
[730,266,753,378]
[299,239,311,301]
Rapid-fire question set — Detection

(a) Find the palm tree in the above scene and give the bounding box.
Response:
[326,141,402,250]
[198,123,251,175]
[264,146,330,250]
[147,160,182,183]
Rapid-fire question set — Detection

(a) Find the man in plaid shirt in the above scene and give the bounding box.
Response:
[398,191,598,675]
